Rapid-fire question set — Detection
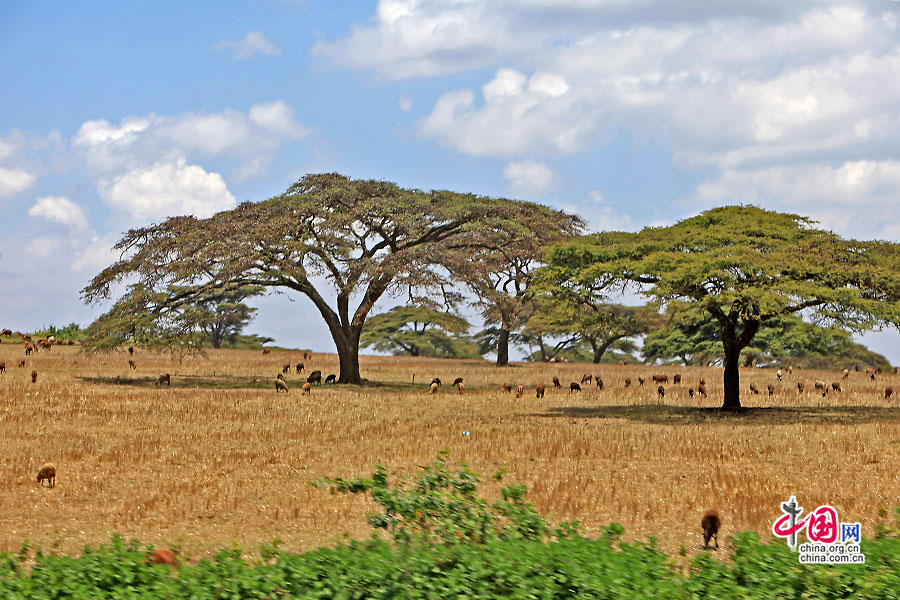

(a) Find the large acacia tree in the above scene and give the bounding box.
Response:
[82,173,557,383]
[543,206,900,410]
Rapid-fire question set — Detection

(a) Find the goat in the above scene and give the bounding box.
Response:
[767,384,775,396]
[282,364,291,375]
[128,359,136,370]
[146,549,176,567]
[431,378,442,387]
[570,382,581,393]
[777,369,783,381]
[156,373,171,386]
[697,383,707,398]
[0,329,11,336]
[638,377,645,386]
[37,463,56,488]
[0,362,5,374]
[581,373,592,385]
[275,378,289,393]
[429,382,439,394]
[128,346,134,356]
[307,370,322,385]
[885,387,893,399]
[457,382,465,395]
[657,385,665,398]
[295,363,304,374]
[502,383,512,393]
[624,378,631,388]
[652,374,668,384]
[18,360,25,368]
[596,378,604,390]
[536,383,545,398]
[749,383,759,394]
[452,377,464,386]
[699,378,706,385]
[515,384,524,398]
[831,382,842,392]
[797,382,804,393]
[841,368,849,380]
[552,376,561,389]
[673,374,682,385]
[276,373,285,381]
[689,387,695,399]
[324,374,336,384]
[31,370,37,383]
[814,381,827,391]
[24,344,32,356]
[701,510,721,550]
[302,382,312,395]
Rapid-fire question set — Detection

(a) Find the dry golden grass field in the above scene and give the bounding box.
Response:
[1,342,899,562]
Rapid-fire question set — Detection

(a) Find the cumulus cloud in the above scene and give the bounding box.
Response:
[99,158,236,222]
[70,234,121,273]
[25,236,63,258]
[502,159,558,196]
[29,196,89,230]
[214,30,282,59]
[0,166,37,198]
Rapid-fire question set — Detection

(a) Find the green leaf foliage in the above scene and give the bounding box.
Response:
[360,305,481,358]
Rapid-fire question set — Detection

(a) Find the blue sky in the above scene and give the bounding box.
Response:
[2,1,899,361]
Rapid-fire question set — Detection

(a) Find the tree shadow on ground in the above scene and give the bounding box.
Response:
[533,404,900,426]
[77,374,422,393]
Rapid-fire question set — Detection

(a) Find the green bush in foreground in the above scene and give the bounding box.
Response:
[2,455,899,598]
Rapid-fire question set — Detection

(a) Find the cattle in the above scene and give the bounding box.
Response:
[596,378,604,390]
[657,385,665,398]
[0,362,4,374]
[0,329,11,336]
[536,383,545,398]
[515,384,524,398]
[275,378,289,393]
[37,463,56,488]
[146,549,177,567]
[302,382,312,395]
[429,382,439,394]
[24,344,32,356]
[276,373,285,381]
[701,510,721,550]
[128,359,136,370]
[699,378,706,385]
[797,382,804,393]
[581,374,592,385]
[156,373,171,386]
[638,377,646,386]
[457,382,465,395]
[552,376,561,389]
[262,348,271,355]
[18,360,25,368]
[452,377,464,387]
[282,364,291,375]
[624,378,631,388]
[652,374,668,384]
[295,363,304,374]
[814,381,827,391]
[128,346,134,356]
[777,369,783,381]
[303,352,309,359]
[697,383,707,398]
[831,382,842,392]
[841,368,849,380]
[307,370,322,385]
[431,378,442,387]
[324,374,336,384]
[673,374,682,385]
[31,370,37,383]
[502,383,513,393]
[688,387,695,399]
[749,383,759,394]
[570,382,581,393]
[22,335,32,342]
[885,387,893,399]
[767,384,775,396]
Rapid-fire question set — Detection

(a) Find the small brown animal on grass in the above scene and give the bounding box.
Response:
[31,370,37,383]
[595,378,604,390]
[128,359,136,370]
[652,374,668,384]
[749,383,759,394]
[701,509,721,550]
[37,463,56,488]
[302,382,312,395]
[276,373,285,381]
[146,549,177,567]
[797,382,804,393]
[581,374,592,385]
[282,364,291,374]
[624,378,631,387]
[885,387,893,399]
[457,382,465,395]
[842,368,849,380]
[0,362,5,374]
[673,374,682,384]
[128,346,134,355]
[831,382,842,392]
[697,383,707,398]
[0,329,11,336]
[657,385,665,398]
[275,378,289,393]
[638,377,645,386]
[156,373,171,386]
[502,383,512,393]
[324,374,336,384]
[515,384,524,398]
[262,348,271,355]
[570,382,581,393]
[552,376,561,389]
[430,382,439,394]
[767,384,775,396]
[452,377,464,386]
[295,363,304,374]
[18,360,25,368]
[536,383,545,398]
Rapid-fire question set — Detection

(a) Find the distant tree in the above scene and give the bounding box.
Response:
[182,286,264,348]
[544,206,900,410]
[361,306,479,358]
[82,173,559,383]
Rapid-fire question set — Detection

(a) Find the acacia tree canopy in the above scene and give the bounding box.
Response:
[543,205,900,409]
[360,306,479,358]
[82,173,566,383]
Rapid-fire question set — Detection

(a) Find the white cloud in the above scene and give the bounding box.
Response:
[99,158,236,222]
[690,160,900,241]
[25,236,63,258]
[502,159,558,196]
[582,190,634,232]
[248,101,310,138]
[71,234,121,273]
[0,167,37,198]
[214,30,282,59]
[398,97,413,111]
[29,196,89,230]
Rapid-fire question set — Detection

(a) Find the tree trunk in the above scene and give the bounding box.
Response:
[722,341,742,411]
[496,327,510,366]
[334,329,363,385]
[590,338,615,364]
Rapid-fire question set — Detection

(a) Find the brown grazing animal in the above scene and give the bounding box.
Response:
[570,382,581,393]
[814,381,827,391]
[37,463,56,488]
[673,374,682,384]
[688,387,695,399]
[749,383,759,394]
[24,344,32,356]
[624,377,631,387]
[128,359,136,370]
[307,370,322,385]
[596,378,604,390]
[831,382,842,392]
[536,383,545,398]
[276,373,285,381]
[697,383,707,398]
[657,385,665,398]
[146,549,177,566]
[699,378,706,385]
[452,377,464,386]
[797,382,804,393]
[0,362,5,374]
[128,346,134,355]
[429,382,439,394]
[18,360,25,368]
[767,384,775,396]
[324,373,336,384]
[515,384,524,398]
[302,382,312,395]
[581,373,592,385]
[275,378,289,393]
[282,364,291,374]
[295,363,304,374]
[777,369,783,381]
[638,377,645,386]
[1,328,11,336]
[841,368,849,380]
[652,374,668,383]
[502,383,513,393]
[457,382,465,395]
[552,376,561,389]
[701,510,721,550]
[262,348,271,355]
[156,373,171,386]
[31,370,37,383]
[885,387,893,399]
